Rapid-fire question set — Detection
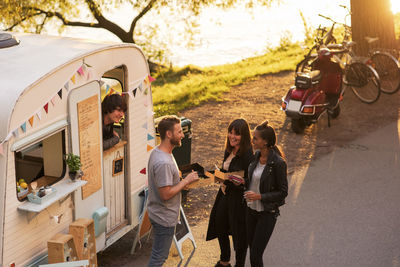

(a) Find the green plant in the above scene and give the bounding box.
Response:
[64,153,82,173]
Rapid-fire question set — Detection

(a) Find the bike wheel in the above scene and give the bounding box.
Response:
[345,62,381,104]
[370,52,400,94]
[296,55,317,73]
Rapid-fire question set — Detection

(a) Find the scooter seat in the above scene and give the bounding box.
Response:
[295,70,321,89]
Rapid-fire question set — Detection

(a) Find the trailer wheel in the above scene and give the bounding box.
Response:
[291,118,306,133]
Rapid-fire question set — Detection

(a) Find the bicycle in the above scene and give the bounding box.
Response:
[296,11,381,104]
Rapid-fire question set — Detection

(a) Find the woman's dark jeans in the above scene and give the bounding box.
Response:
[246,207,277,267]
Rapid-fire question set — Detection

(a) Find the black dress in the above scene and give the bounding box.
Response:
[206,148,254,262]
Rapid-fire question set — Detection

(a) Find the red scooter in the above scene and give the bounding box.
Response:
[282,48,344,133]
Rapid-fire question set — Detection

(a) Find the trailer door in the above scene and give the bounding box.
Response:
[68,81,105,233]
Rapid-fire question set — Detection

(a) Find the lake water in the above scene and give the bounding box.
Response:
[51,0,397,67]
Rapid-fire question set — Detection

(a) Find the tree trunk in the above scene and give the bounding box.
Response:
[350,0,396,55]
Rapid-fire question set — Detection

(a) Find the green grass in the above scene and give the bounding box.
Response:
[152,44,304,116]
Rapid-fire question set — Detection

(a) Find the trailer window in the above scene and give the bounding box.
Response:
[15,130,66,201]
[100,77,126,145]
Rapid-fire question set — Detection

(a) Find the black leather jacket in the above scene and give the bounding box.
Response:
[246,149,288,211]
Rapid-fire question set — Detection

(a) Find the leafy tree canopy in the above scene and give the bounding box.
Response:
[0,0,274,63]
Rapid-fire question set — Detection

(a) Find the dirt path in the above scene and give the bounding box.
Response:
[98,71,400,266]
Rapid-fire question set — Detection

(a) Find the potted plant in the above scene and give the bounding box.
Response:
[64,153,83,181]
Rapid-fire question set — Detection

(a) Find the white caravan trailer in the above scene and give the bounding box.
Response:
[0,33,156,266]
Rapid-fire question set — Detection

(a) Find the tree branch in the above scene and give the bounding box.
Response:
[128,0,157,40]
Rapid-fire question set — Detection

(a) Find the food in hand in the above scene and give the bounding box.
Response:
[228,174,244,184]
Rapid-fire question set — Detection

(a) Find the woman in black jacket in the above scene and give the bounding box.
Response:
[206,119,254,267]
[244,121,288,267]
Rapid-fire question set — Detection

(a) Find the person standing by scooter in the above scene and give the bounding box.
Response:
[244,121,288,267]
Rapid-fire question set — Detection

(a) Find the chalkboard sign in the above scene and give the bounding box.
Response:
[173,205,196,260]
[112,157,124,176]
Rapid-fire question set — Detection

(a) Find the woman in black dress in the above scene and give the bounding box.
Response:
[244,121,288,267]
[206,118,254,267]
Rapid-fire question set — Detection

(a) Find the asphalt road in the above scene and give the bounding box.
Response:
[254,119,400,267]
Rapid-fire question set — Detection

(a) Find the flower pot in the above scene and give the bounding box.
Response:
[69,171,78,181]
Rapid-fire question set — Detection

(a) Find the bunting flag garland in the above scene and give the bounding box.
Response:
[142,122,147,129]
[77,66,84,76]
[148,75,156,83]
[12,129,19,138]
[138,83,143,92]
[28,116,34,127]
[147,134,154,141]
[21,122,26,133]
[128,91,133,99]
[57,89,62,99]
[36,110,42,120]
[64,81,69,91]
[133,88,137,97]
[144,87,148,95]
[105,84,110,95]
[44,103,49,114]
[147,145,153,152]
[50,95,57,106]
[140,168,146,175]
[71,74,76,84]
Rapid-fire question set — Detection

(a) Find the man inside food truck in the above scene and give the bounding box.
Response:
[101,94,127,150]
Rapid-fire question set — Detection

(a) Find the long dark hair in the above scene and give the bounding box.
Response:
[255,120,285,159]
[225,118,252,156]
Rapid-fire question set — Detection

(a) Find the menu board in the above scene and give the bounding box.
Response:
[77,95,102,199]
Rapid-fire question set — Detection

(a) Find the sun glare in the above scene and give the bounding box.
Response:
[391,0,400,14]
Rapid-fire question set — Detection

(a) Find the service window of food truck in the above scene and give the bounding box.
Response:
[15,130,66,201]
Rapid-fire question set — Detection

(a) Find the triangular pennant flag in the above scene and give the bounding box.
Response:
[21,122,26,133]
[147,145,153,152]
[138,83,143,92]
[71,75,76,84]
[133,88,137,97]
[148,75,156,83]
[105,84,110,95]
[128,91,133,99]
[57,89,62,99]
[44,103,49,113]
[12,129,19,138]
[51,95,57,106]
[77,66,84,76]
[5,131,13,141]
[87,70,92,80]
[64,82,69,91]
[0,143,4,157]
[28,116,34,127]
[142,122,147,129]
[82,64,87,73]
[144,76,150,86]
[147,109,154,117]
[100,81,105,87]
[147,134,154,141]
[140,168,146,175]
[36,110,42,120]
[144,87,149,95]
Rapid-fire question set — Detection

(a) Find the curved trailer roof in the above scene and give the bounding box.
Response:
[0,33,138,142]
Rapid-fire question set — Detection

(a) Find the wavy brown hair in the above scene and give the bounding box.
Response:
[225,118,252,156]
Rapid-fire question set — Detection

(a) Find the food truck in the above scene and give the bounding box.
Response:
[0,32,156,266]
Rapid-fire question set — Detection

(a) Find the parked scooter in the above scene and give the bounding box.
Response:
[282,48,344,133]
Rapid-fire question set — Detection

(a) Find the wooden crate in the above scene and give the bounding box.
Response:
[69,218,97,267]
[47,233,79,264]
[214,169,244,183]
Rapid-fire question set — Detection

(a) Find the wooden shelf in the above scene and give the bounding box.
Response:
[17,178,87,213]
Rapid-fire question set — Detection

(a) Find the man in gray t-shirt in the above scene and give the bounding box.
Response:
[147,116,198,267]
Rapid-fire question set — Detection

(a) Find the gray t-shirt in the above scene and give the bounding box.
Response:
[247,161,265,212]
[147,147,181,227]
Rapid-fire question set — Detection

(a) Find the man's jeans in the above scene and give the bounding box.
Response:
[148,220,175,267]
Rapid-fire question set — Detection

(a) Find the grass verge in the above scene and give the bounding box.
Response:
[152,44,304,116]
